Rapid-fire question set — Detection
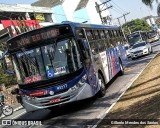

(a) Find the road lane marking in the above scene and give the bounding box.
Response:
[11,111,26,119]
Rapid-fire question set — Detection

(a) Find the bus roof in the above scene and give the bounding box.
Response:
[61,21,119,29]
[7,21,120,43]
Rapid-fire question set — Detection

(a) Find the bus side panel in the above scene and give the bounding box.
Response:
[106,48,119,80]
[99,51,110,83]
[87,64,100,95]
[117,45,128,67]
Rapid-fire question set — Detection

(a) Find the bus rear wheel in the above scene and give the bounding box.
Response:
[97,73,106,97]
[119,60,124,76]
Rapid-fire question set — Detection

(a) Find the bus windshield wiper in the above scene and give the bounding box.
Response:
[20,48,39,69]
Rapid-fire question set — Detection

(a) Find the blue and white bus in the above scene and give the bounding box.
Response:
[127,31,148,45]
[1,21,127,112]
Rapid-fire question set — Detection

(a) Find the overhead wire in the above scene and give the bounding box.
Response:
[111,1,127,13]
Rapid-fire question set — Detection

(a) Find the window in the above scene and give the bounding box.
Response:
[108,30,112,38]
[104,30,110,38]
[76,29,85,39]
[94,30,100,40]
[86,30,94,41]
[114,30,117,37]
[99,30,105,39]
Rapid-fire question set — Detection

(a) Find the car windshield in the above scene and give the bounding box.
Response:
[132,42,146,49]
[128,34,142,45]
[12,38,82,85]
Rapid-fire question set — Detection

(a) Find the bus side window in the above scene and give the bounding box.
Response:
[104,30,110,48]
[76,29,85,39]
[98,30,106,52]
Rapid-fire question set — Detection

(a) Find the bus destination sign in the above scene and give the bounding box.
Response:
[7,26,71,50]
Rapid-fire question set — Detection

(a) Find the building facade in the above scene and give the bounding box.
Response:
[0,3,54,29]
[32,0,111,25]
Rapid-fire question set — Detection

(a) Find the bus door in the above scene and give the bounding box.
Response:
[77,29,99,95]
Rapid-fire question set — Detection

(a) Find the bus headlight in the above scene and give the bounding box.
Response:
[69,74,87,91]
[77,74,87,88]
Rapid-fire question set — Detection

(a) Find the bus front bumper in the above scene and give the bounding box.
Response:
[21,83,97,112]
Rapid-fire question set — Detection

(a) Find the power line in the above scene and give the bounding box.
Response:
[112,8,124,15]
[111,1,127,13]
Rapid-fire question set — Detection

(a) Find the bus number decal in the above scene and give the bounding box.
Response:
[56,84,68,91]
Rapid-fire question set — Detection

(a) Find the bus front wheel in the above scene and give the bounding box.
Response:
[97,73,106,97]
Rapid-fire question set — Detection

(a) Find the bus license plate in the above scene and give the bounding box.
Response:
[49,98,61,103]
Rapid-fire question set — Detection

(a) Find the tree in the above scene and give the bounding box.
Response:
[142,0,159,8]
[122,19,151,35]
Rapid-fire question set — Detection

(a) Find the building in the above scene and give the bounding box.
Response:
[32,0,111,25]
[0,3,54,29]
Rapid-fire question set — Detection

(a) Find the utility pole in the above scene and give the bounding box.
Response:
[115,13,130,41]
[95,0,112,24]
[123,12,131,34]
[123,12,130,23]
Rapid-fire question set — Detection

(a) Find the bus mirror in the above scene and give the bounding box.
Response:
[11,88,19,95]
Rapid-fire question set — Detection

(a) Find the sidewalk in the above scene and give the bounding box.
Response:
[97,53,160,128]
[0,103,23,118]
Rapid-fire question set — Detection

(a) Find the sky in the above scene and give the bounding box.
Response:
[0,0,158,25]
[109,0,158,25]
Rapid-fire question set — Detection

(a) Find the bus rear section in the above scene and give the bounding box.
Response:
[4,25,102,112]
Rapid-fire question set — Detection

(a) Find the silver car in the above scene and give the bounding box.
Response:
[130,42,152,59]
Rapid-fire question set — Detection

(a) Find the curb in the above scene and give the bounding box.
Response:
[91,52,159,128]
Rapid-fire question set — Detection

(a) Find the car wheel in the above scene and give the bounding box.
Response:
[97,73,106,98]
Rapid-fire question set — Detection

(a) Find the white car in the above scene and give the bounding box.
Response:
[130,42,152,59]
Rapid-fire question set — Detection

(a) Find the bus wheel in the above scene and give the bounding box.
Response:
[119,60,124,76]
[97,73,106,97]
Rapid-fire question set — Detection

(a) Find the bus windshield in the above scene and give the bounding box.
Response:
[12,38,82,85]
[128,34,142,45]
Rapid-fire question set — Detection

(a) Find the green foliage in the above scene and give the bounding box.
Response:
[122,19,151,35]
[142,0,159,8]
[0,64,17,86]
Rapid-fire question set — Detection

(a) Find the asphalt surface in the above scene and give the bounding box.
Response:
[1,41,160,128]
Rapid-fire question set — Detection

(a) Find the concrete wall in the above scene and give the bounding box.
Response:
[74,8,91,23]
[86,0,102,24]
[52,5,67,23]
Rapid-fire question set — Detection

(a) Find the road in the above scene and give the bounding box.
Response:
[1,41,160,128]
